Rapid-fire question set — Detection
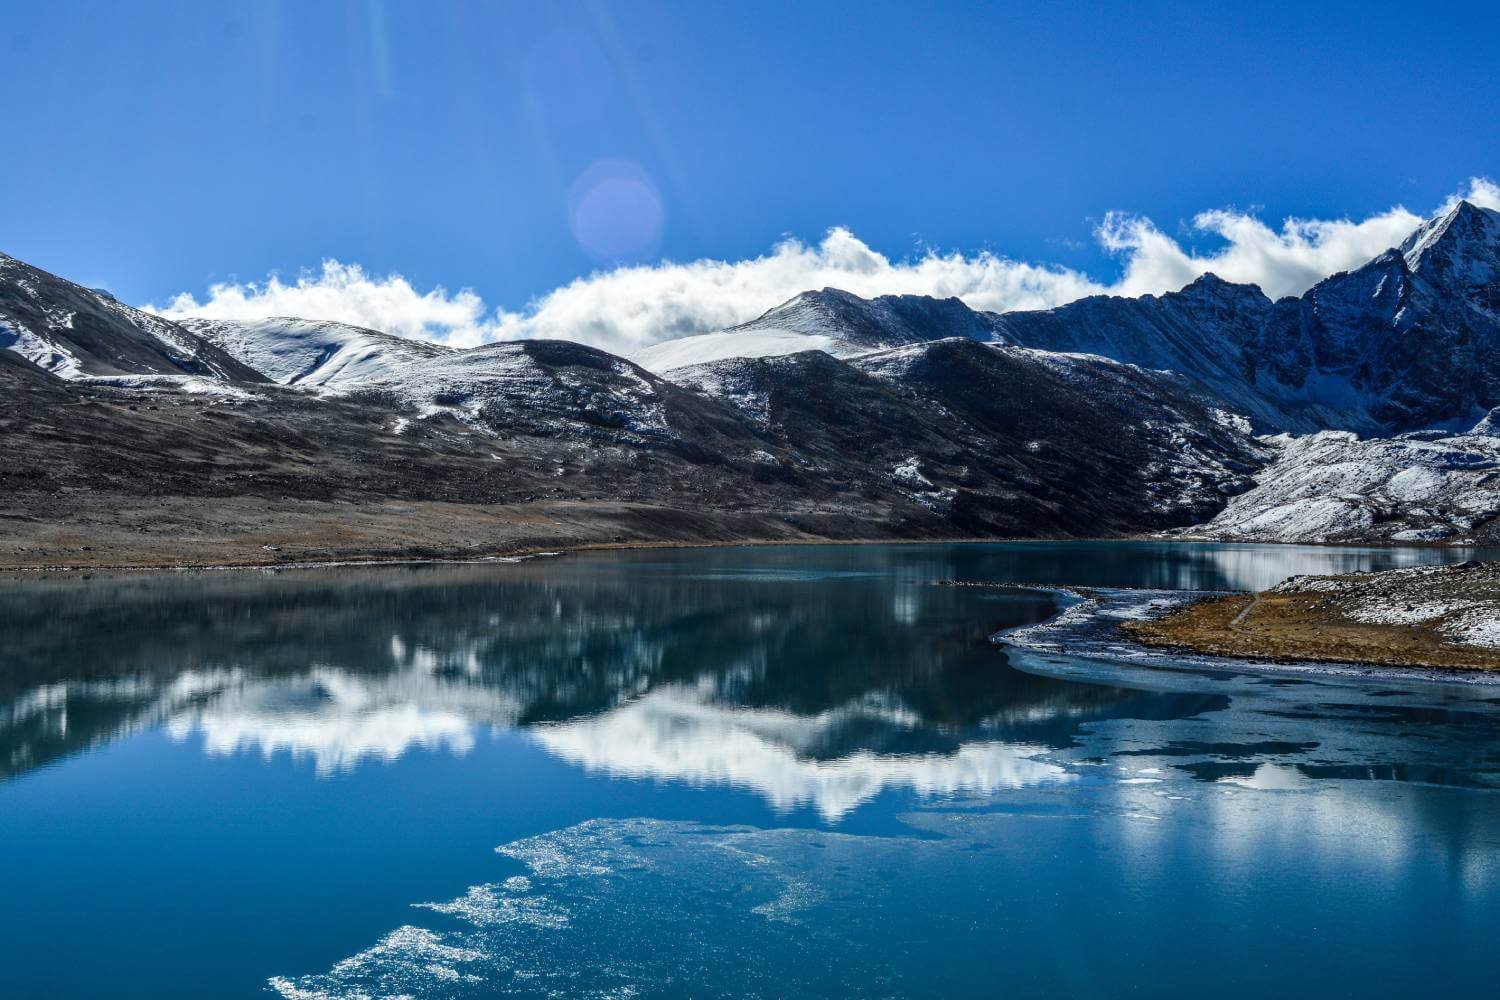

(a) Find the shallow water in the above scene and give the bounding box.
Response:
[2,541,1499,998]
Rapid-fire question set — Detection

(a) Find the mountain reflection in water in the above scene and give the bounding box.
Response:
[2,541,1490,818]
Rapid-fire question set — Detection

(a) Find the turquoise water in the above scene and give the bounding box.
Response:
[2,541,1498,998]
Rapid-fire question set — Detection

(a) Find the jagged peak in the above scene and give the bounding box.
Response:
[761,286,974,319]
[1186,271,1232,288]
[1470,406,1500,437]
[776,287,862,309]
[1181,271,1262,295]
[1400,198,1500,272]
[1445,198,1492,222]
[1162,271,1271,306]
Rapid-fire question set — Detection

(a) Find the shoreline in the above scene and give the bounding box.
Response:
[1,527,1489,577]
[1123,574,1500,674]
[0,533,1030,576]
[995,583,1500,684]
[8,523,1498,682]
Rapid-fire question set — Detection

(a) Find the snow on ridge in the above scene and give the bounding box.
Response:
[1401,206,1464,272]
[0,321,83,378]
[1273,562,1500,650]
[629,290,1009,374]
[668,356,779,425]
[333,341,676,438]
[1399,200,1500,292]
[80,373,260,399]
[1198,429,1500,543]
[183,317,451,389]
[1,255,252,381]
[629,328,850,373]
[855,338,1166,382]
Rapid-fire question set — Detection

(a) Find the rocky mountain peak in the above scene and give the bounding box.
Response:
[1400,199,1500,283]
[0,252,266,382]
[1176,271,1267,300]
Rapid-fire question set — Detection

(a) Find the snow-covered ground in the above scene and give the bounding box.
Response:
[631,287,1004,374]
[1271,562,1500,649]
[669,357,778,425]
[1195,426,1500,543]
[1,252,255,381]
[335,341,677,439]
[630,328,850,373]
[182,317,452,389]
[79,373,261,399]
[0,319,84,377]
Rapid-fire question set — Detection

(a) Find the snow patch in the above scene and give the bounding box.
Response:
[630,328,848,373]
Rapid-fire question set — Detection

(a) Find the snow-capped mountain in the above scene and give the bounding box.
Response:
[1191,423,1500,544]
[5,194,1499,558]
[640,201,1500,436]
[674,338,1263,534]
[741,288,1006,347]
[338,338,759,451]
[0,242,1270,557]
[0,253,264,383]
[1472,407,1500,436]
[180,317,453,389]
[991,275,1287,427]
[631,288,1005,372]
[998,200,1500,434]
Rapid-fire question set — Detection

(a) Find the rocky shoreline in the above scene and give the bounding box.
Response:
[1122,561,1500,672]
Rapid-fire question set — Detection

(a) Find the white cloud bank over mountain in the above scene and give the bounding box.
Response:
[149,179,1500,354]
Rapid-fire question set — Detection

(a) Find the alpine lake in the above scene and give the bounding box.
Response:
[3,541,1499,998]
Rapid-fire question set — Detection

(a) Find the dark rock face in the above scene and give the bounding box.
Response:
[675,339,1264,536]
[997,201,1500,434]
[707,203,1500,436]
[0,253,265,381]
[853,340,1264,531]
[992,275,1281,426]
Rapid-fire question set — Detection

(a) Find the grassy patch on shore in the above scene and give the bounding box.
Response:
[1124,590,1500,672]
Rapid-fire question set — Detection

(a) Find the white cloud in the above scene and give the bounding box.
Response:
[1442,176,1500,213]
[149,261,496,347]
[487,228,1105,351]
[148,178,1497,353]
[1099,204,1430,300]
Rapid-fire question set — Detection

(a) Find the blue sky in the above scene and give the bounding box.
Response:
[3,0,1498,349]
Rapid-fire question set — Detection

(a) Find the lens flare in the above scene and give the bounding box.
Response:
[567,159,664,263]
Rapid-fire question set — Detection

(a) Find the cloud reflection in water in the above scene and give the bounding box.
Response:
[532,687,1072,820]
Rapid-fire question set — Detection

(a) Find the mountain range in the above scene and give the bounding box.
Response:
[639,201,1500,437]
[3,200,1499,566]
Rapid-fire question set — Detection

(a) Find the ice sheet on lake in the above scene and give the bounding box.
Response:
[271,775,1500,999]
[270,817,931,999]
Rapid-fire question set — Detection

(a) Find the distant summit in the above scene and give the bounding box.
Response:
[639,203,1500,435]
[0,252,264,382]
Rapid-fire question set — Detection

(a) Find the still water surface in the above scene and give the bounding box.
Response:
[2,541,1499,998]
